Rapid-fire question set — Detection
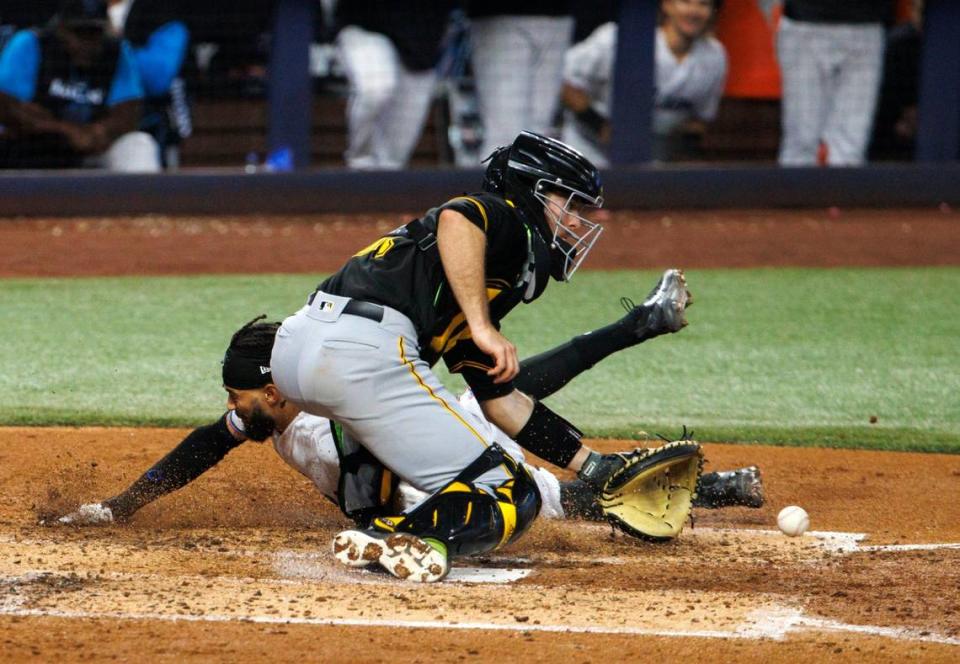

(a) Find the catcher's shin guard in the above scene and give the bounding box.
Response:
[371,444,541,558]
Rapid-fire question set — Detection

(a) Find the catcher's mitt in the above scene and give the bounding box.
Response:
[597,438,704,541]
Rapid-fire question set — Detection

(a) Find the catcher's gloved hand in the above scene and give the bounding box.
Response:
[55,502,115,526]
[578,434,703,541]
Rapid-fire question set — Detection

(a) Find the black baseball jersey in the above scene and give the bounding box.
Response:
[35,29,121,125]
[319,192,552,399]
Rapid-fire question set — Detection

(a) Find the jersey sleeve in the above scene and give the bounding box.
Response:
[695,39,728,122]
[133,21,189,97]
[563,23,616,96]
[437,195,495,234]
[443,339,515,402]
[0,30,40,102]
[106,40,145,106]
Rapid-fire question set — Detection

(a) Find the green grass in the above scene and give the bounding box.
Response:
[2,268,958,453]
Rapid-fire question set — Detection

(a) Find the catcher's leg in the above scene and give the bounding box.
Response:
[333,444,541,581]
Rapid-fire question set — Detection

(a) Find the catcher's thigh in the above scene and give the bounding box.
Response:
[372,444,541,557]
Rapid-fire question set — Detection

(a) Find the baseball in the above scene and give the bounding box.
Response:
[777,506,810,537]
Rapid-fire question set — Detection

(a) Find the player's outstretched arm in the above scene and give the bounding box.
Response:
[56,413,245,525]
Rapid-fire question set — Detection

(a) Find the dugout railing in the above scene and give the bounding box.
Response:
[2,0,960,216]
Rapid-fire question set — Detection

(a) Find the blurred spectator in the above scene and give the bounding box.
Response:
[110,0,191,168]
[777,0,895,166]
[0,0,159,171]
[560,0,727,166]
[336,1,457,169]
[467,1,574,158]
[713,0,781,99]
[869,1,923,161]
[1,1,61,49]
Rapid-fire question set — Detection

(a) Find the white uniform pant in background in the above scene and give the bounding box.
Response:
[271,294,513,495]
[777,16,884,166]
[84,131,161,172]
[337,25,437,169]
[470,15,574,157]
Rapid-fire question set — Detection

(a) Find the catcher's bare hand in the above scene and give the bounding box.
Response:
[472,325,519,383]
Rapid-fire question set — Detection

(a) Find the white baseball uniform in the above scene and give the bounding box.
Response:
[561,23,727,165]
[235,390,565,520]
[776,16,885,166]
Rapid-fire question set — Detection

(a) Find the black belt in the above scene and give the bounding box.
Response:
[343,299,384,323]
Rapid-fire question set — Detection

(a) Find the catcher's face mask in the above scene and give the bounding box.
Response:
[536,180,604,281]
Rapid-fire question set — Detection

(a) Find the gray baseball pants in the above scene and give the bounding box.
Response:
[271,293,512,495]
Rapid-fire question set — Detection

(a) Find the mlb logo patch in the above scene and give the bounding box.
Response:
[318,300,335,311]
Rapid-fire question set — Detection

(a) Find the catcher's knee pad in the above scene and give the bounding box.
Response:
[372,444,541,557]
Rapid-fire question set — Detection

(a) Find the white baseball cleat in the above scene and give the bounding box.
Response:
[331,530,449,583]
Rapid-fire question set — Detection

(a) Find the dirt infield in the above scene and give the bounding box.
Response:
[1,207,958,277]
[2,207,960,661]
[2,430,959,662]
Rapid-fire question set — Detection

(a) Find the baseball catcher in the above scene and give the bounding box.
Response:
[57,275,762,562]
[57,133,763,581]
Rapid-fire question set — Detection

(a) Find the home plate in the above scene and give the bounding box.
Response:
[273,550,531,584]
[446,567,531,584]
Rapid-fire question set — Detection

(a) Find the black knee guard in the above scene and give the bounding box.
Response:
[372,444,541,558]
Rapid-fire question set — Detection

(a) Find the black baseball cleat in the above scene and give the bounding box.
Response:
[694,466,765,509]
[620,268,693,342]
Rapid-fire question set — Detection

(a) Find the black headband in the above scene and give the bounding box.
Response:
[222,348,272,390]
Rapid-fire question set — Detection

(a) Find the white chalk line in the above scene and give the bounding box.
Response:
[1,601,958,647]
[2,569,959,646]
[859,543,960,552]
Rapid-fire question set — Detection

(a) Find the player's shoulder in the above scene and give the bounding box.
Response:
[590,22,618,46]
[0,29,40,59]
[440,192,519,230]
[695,35,728,64]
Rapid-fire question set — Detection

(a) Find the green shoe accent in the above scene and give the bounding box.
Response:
[422,537,448,558]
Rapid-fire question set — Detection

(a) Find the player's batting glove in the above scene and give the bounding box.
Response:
[56,503,115,526]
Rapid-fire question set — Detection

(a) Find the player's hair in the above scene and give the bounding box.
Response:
[228,315,280,357]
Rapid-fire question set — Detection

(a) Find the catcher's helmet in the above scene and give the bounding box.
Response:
[482,131,604,281]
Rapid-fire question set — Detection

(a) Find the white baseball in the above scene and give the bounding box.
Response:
[777,505,809,537]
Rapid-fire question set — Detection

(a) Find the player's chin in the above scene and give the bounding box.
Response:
[239,416,275,442]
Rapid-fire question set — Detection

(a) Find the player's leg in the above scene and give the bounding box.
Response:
[777,17,827,166]
[376,66,437,168]
[272,297,540,580]
[822,23,884,166]
[470,16,535,157]
[515,268,691,400]
[525,15,574,137]
[95,131,162,173]
[333,442,540,581]
[336,25,401,168]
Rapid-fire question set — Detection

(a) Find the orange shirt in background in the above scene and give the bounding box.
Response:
[714,0,782,99]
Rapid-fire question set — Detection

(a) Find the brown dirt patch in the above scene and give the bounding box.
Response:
[1,207,958,277]
[2,428,959,661]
